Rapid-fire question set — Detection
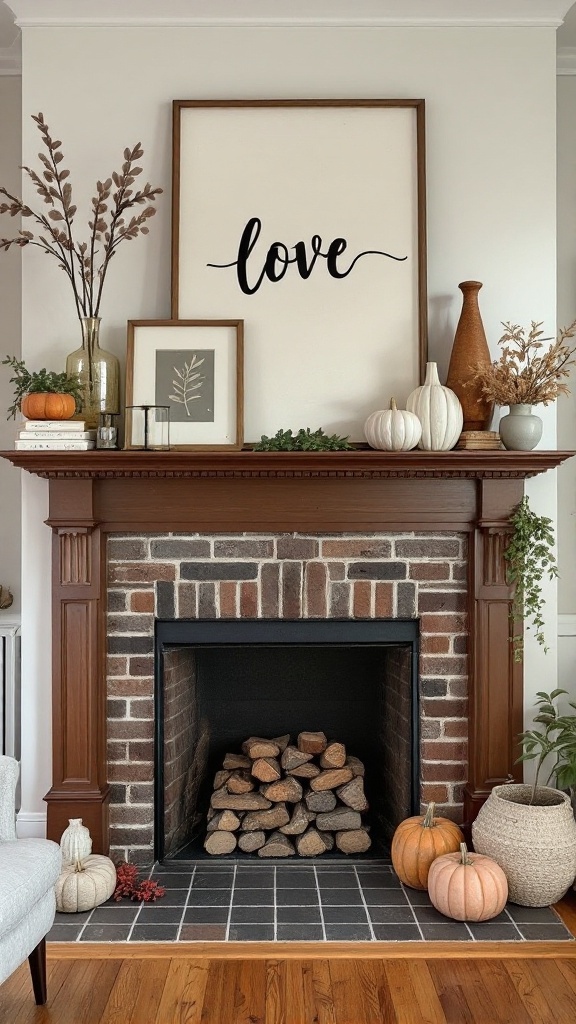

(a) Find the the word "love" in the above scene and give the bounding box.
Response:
[207,216,407,296]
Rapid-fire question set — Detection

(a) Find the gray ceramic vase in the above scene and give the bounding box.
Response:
[498,404,543,451]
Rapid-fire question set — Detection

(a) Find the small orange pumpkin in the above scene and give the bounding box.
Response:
[21,392,76,420]
[391,802,465,889]
[428,842,508,921]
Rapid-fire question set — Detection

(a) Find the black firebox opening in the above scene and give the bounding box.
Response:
[155,619,419,862]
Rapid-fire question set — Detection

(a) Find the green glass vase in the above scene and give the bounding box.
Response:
[66,317,120,429]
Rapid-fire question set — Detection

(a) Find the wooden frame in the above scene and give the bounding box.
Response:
[125,319,244,450]
[172,99,428,442]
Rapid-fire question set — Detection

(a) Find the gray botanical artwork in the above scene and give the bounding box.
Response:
[155,349,215,422]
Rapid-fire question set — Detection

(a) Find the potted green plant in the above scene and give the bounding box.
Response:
[504,495,558,661]
[472,690,576,906]
[2,354,83,420]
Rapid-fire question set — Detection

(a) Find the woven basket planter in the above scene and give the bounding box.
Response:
[472,783,576,907]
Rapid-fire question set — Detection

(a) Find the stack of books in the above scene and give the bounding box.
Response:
[15,419,97,451]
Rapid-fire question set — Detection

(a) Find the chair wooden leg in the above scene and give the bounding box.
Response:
[28,937,47,1005]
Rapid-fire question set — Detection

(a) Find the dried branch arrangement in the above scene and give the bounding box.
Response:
[468,320,576,406]
[0,112,163,319]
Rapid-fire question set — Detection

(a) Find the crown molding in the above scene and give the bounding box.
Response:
[0,36,20,75]
[4,1,575,30]
[558,46,576,74]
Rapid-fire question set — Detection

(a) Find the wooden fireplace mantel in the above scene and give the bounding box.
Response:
[2,447,573,852]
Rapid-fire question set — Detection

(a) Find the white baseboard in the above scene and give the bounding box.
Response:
[16,811,47,839]
[558,614,576,636]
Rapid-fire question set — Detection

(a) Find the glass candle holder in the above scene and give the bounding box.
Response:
[126,405,170,450]
[96,412,119,449]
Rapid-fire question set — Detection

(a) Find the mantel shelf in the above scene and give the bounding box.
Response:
[1,448,573,480]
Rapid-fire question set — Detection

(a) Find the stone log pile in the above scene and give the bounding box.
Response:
[205,731,371,857]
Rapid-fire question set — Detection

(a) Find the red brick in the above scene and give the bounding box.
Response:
[327,562,345,581]
[282,562,302,618]
[422,762,468,782]
[409,562,451,581]
[108,762,153,783]
[108,563,176,584]
[421,740,468,762]
[322,539,392,558]
[129,657,154,677]
[129,784,154,803]
[129,698,154,719]
[108,678,153,698]
[428,803,464,824]
[443,719,468,738]
[421,655,467,676]
[240,581,258,618]
[107,656,128,676]
[353,580,372,618]
[178,582,197,618]
[219,581,238,618]
[420,635,450,655]
[329,582,350,617]
[453,634,468,654]
[107,741,128,761]
[277,537,319,559]
[420,783,449,803]
[448,679,468,698]
[422,698,468,718]
[198,581,216,617]
[261,562,280,617]
[131,591,155,613]
[305,562,328,618]
[452,562,468,581]
[109,826,153,846]
[420,719,442,740]
[420,613,467,634]
[109,805,154,825]
[375,582,393,618]
[108,719,154,740]
[129,741,155,762]
[418,591,466,613]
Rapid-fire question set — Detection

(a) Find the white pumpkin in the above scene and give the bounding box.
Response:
[59,818,92,866]
[55,855,117,913]
[407,362,463,451]
[364,398,422,452]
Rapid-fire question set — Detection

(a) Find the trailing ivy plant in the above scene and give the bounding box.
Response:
[504,496,558,661]
[253,427,354,452]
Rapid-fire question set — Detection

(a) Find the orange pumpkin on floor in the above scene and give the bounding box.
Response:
[427,842,508,921]
[391,802,465,889]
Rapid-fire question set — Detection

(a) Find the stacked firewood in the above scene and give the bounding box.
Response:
[205,731,371,857]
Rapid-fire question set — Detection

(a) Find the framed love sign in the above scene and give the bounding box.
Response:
[172,99,427,442]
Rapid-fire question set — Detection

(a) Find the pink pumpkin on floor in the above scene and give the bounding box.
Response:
[428,842,508,922]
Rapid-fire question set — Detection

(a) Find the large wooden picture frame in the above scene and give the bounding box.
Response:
[172,99,427,442]
[125,319,244,450]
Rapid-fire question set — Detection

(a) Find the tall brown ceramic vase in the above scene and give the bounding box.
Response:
[446,280,494,431]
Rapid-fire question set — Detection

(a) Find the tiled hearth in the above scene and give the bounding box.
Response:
[47,861,573,944]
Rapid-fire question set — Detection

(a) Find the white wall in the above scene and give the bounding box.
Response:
[15,22,560,829]
[0,73,21,622]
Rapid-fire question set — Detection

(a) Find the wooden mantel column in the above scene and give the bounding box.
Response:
[44,478,109,851]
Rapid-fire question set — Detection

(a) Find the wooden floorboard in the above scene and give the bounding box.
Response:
[3,955,576,1023]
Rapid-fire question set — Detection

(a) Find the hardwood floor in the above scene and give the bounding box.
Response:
[0,892,574,1024]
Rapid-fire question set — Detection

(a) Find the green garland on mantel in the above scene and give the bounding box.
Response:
[253,427,354,451]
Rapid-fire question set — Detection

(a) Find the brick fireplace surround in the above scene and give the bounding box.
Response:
[2,447,571,860]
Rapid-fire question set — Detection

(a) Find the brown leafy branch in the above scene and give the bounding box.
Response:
[0,113,162,318]
[467,319,576,406]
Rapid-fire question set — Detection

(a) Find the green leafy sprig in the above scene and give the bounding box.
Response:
[517,689,576,803]
[2,354,83,419]
[504,496,558,661]
[253,427,354,452]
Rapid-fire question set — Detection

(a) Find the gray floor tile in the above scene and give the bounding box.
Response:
[518,923,575,941]
[183,906,229,924]
[235,868,275,887]
[325,924,373,941]
[275,870,316,888]
[192,872,234,888]
[467,922,523,941]
[322,906,369,924]
[364,889,409,906]
[276,888,319,906]
[187,889,231,906]
[47,924,82,942]
[130,924,180,941]
[367,906,415,925]
[320,889,363,906]
[277,925,324,941]
[357,871,400,888]
[54,910,93,924]
[179,924,227,941]
[137,906,184,924]
[228,924,275,941]
[317,871,359,888]
[505,904,563,922]
[402,888,432,905]
[80,924,132,941]
[420,923,472,941]
[276,906,323,924]
[151,872,193,888]
[230,906,275,924]
[233,888,274,906]
[413,905,453,924]
[88,907,140,924]
[372,924,422,941]
[157,889,190,906]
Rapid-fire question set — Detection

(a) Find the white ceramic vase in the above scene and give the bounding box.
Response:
[498,404,543,451]
[407,362,463,451]
[60,818,93,866]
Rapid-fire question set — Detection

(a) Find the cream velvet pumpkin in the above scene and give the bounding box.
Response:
[427,843,508,922]
[407,362,463,451]
[55,855,117,913]
[364,398,422,452]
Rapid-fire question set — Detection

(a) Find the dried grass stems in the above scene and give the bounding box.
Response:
[468,319,576,406]
[0,112,162,318]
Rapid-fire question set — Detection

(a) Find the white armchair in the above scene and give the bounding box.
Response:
[0,756,61,1004]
